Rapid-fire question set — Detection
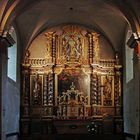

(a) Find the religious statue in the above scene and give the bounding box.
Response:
[33,72,41,105]
[103,76,112,106]
[62,33,82,61]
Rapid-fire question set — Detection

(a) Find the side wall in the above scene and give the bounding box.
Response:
[2,28,21,140]
[4,79,20,140]
[123,29,139,140]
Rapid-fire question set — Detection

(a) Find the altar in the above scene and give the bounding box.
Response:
[53,119,91,134]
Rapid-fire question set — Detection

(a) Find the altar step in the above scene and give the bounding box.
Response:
[20,134,125,140]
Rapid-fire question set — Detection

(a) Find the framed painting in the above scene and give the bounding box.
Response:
[58,69,88,96]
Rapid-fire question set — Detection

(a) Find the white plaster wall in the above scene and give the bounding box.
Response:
[3,78,20,140]
[123,80,136,133]
[133,55,140,140]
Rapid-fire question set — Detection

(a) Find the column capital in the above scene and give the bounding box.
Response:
[127,34,138,48]
[133,42,140,62]
[0,33,15,48]
[127,33,140,56]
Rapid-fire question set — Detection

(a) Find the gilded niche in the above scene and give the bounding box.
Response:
[102,75,114,106]
[56,25,90,65]
[61,26,82,62]
[30,73,43,106]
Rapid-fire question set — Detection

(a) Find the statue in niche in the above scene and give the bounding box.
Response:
[103,76,112,106]
[33,72,41,105]
[62,33,82,61]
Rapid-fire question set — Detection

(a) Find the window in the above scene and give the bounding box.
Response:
[125,28,134,83]
[8,27,17,82]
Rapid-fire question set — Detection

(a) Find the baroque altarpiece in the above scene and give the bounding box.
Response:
[21,25,122,134]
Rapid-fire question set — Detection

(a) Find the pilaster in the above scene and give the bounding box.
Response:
[133,52,140,140]
[127,34,140,140]
[127,33,140,139]
[133,50,140,140]
[0,37,8,140]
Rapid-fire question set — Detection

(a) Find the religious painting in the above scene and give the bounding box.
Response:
[101,75,114,106]
[30,74,43,106]
[58,69,88,96]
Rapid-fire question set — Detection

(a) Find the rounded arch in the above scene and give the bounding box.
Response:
[1,0,139,56]
[1,0,140,37]
[0,0,20,35]
[26,24,115,64]
[1,1,130,49]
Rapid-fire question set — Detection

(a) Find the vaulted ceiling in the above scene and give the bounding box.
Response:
[1,0,140,54]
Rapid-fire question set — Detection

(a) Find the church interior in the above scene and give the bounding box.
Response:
[0,0,140,140]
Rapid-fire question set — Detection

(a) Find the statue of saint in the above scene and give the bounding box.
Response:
[33,73,41,104]
[103,76,112,100]
[62,34,82,61]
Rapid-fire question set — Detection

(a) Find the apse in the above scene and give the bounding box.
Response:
[20,25,122,135]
